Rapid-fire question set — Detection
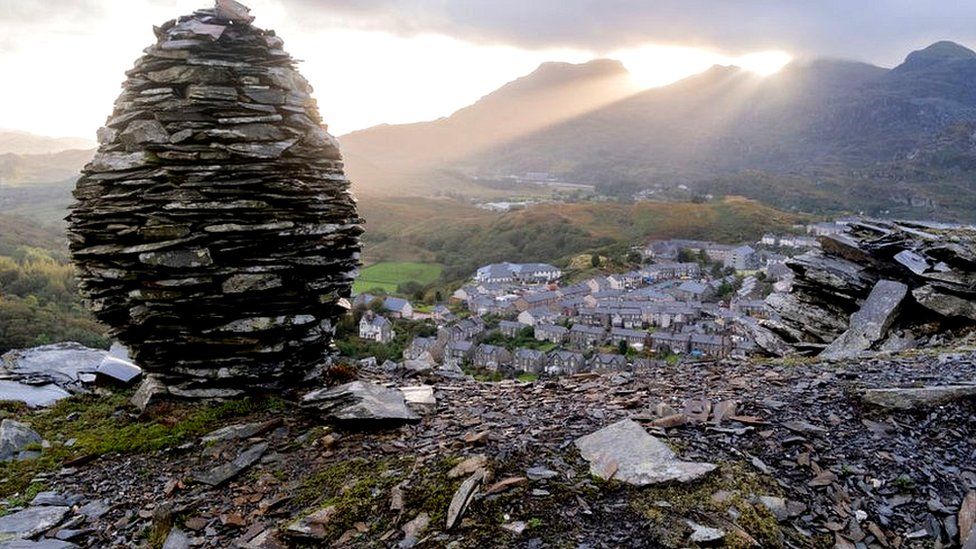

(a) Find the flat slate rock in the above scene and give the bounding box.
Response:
[0,343,106,384]
[0,420,43,462]
[0,382,70,408]
[446,469,485,530]
[821,280,908,360]
[302,381,419,425]
[574,419,716,486]
[0,505,70,539]
[862,384,976,410]
[94,356,142,387]
[192,442,267,486]
[0,540,79,549]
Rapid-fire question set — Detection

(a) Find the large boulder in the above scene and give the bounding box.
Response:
[574,419,715,486]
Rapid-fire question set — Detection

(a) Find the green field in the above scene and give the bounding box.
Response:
[353,262,443,295]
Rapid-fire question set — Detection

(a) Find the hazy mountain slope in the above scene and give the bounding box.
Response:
[0,149,91,186]
[0,130,94,155]
[477,42,976,183]
[340,59,640,193]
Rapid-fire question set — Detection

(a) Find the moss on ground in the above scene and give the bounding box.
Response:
[0,392,281,509]
[628,461,787,548]
[291,456,414,543]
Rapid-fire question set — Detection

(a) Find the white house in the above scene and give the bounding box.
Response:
[474,263,562,284]
[359,312,394,343]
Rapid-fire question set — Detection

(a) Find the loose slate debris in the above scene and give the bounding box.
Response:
[754,220,976,356]
[301,381,420,425]
[37,350,976,547]
[66,1,362,396]
[574,419,716,486]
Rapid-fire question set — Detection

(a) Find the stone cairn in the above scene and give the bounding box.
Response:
[752,219,976,357]
[67,0,362,398]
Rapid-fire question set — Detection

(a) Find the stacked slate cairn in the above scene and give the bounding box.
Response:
[751,219,976,358]
[67,0,362,398]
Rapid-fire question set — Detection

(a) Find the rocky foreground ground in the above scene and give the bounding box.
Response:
[2,345,976,548]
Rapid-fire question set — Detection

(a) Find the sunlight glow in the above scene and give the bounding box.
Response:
[614,45,792,88]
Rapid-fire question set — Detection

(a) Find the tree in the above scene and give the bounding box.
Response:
[590,254,601,268]
[617,340,629,355]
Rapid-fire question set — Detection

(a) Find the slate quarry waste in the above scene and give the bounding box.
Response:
[754,219,976,356]
[66,0,362,397]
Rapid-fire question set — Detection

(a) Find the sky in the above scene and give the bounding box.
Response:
[1,0,974,139]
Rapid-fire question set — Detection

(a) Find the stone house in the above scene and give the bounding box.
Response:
[534,323,568,344]
[732,299,768,318]
[517,308,559,326]
[689,334,732,358]
[450,318,485,342]
[676,281,713,302]
[359,312,394,343]
[498,320,522,338]
[404,336,437,361]
[382,297,413,319]
[569,324,606,347]
[650,332,691,354]
[473,344,512,372]
[577,307,611,327]
[444,340,474,366]
[725,245,757,271]
[546,350,586,375]
[590,353,627,372]
[641,261,701,281]
[515,291,560,312]
[513,348,547,374]
[609,327,648,350]
[610,308,643,329]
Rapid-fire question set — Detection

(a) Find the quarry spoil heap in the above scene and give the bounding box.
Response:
[754,219,976,357]
[66,0,362,398]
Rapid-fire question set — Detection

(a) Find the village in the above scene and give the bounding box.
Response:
[347,220,854,379]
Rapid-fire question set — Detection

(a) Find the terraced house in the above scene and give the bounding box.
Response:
[570,324,606,347]
[546,350,586,375]
[474,344,512,371]
[475,262,562,284]
[534,323,568,344]
[610,327,649,350]
[513,348,547,374]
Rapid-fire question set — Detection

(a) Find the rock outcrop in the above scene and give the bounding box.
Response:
[755,220,976,356]
[66,1,362,396]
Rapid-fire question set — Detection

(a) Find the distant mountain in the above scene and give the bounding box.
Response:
[478,44,976,179]
[0,130,94,155]
[344,41,976,220]
[340,59,639,190]
[0,149,91,186]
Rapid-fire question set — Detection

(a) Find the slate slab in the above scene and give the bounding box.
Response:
[574,419,715,486]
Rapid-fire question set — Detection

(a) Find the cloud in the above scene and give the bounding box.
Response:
[281,0,976,65]
[1,0,107,25]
